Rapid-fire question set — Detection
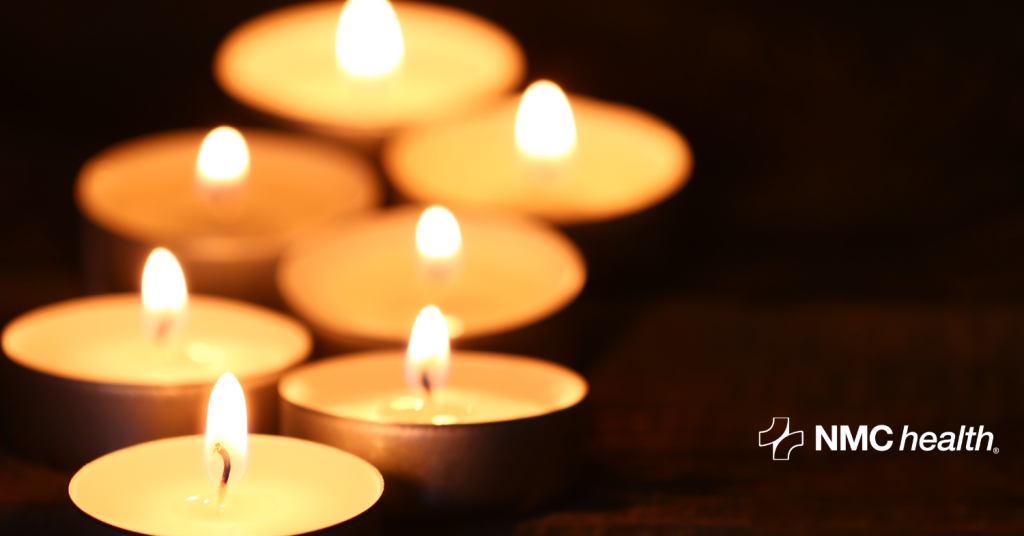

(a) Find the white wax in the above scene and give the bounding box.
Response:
[70,434,383,536]
[214,1,525,137]
[279,351,588,424]
[77,128,380,262]
[384,94,693,224]
[278,205,586,343]
[2,294,310,385]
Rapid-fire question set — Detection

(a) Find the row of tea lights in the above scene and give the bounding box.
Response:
[1,0,693,534]
[10,244,587,533]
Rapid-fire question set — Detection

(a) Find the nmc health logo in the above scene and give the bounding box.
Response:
[758,417,998,460]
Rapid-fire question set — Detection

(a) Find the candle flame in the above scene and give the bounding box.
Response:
[205,373,248,489]
[406,305,450,393]
[335,0,404,77]
[415,206,461,259]
[141,248,188,341]
[515,80,576,158]
[195,126,249,191]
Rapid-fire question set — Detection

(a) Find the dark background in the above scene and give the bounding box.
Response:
[2,1,1024,534]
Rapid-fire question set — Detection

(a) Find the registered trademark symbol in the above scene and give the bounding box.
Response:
[993,448,1000,454]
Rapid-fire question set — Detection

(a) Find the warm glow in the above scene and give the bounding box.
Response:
[195,126,249,189]
[335,0,404,77]
[515,80,576,158]
[142,248,187,311]
[405,305,450,393]
[415,206,461,259]
[205,373,248,489]
[141,248,187,340]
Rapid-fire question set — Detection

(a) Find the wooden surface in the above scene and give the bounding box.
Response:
[3,295,1021,534]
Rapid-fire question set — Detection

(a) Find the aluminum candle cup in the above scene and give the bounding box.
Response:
[0,294,311,469]
[384,88,693,224]
[279,351,588,513]
[214,1,525,144]
[277,205,586,350]
[70,434,383,536]
[77,128,380,306]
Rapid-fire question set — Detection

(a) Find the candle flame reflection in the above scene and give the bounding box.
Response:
[195,126,249,195]
[205,373,248,490]
[515,80,576,158]
[335,0,404,77]
[141,248,188,342]
[406,305,450,394]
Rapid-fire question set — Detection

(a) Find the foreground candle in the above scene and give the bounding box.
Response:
[71,374,383,536]
[0,252,310,468]
[278,205,586,348]
[214,1,525,141]
[77,127,380,305]
[279,307,588,512]
[384,80,694,224]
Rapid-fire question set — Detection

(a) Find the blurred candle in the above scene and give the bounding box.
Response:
[515,80,576,173]
[335,0,404,77]
[77,127,380,306]
[141,248,189,342]
[277,205,585,349]
[384,80,694,224]
[415,205,462,286]
[195,126,249,207]
[0,250,311,468]
[71,373,383,536]
[280,305,588,512]
[214,1,525,143]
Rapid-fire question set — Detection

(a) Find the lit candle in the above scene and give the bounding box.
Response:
[279,306,588,512]
[403,306,450,402]
[77,127,380,306]
[415,205,462,287]
[0,250,311,468]
[194,126,249,208]
[515,80,577,180]
[277,204,585,349]
[214,1,525,143]
[70,373,383,536]
[384,79,694,224]
[141,247,189,342]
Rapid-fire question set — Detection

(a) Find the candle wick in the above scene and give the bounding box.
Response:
[154,317,171,345]
[213,442,231,506]
[420,372,432,398]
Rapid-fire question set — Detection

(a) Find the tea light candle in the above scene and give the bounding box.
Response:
[71,374,383,536]
[384,80,694,224]
[277,205,586,348]
[214,0,525,141]
[77,127,380,306]
[279,307,588,512]
[0,251,311,468]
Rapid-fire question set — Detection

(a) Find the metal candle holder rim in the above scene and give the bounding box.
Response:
[3,356,284,391]
[282,391,588,430]
[278,352,589,428]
